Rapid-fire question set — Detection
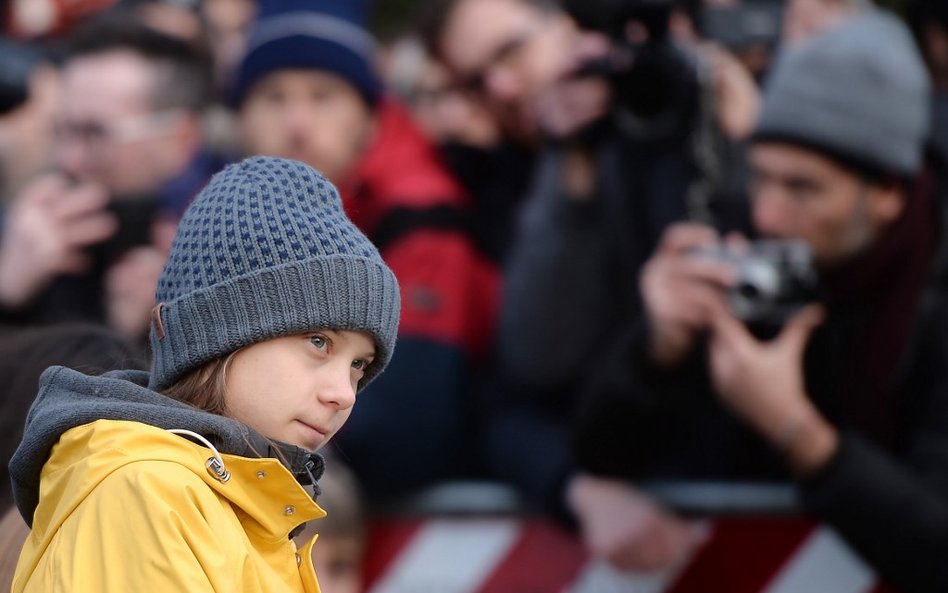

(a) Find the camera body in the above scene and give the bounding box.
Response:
[86,194,161,272]
[695,240,818,325]
[565,0,702,134]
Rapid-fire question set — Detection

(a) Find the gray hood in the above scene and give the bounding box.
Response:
[9,365,323,526]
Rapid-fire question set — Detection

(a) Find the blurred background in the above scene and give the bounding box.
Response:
[3,0,948,592]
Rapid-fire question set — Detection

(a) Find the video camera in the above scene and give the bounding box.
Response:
[572,0,700,130]
[76,192,163,279]
[565,0,781,135]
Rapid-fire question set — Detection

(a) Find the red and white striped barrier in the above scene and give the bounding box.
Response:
[363,516,898,593]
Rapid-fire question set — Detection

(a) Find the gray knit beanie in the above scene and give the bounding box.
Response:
[148,156,400,391]
[753,9,931,175]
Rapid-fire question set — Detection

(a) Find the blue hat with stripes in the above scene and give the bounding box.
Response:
[229,0,380,107]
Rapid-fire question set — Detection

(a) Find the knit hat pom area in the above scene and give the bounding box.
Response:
[148,156,400,391]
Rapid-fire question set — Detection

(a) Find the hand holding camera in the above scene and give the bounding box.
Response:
[642,223,819,366]
[534,31,614,140]
[643,223,834,471]
[105,217,176,339]
[0,173,117,308]
[641,223,736,367]
[707,299,836,475]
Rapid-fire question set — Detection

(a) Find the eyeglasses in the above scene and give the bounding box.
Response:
[459,20,547,95]
[53,110,185,151]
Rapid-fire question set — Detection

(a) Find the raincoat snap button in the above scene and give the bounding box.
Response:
[295,553,302,567]
[256,470,266,479]
[284,505,296,516]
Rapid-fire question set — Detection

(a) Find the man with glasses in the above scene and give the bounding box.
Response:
[0,14,219,340]
[427,0,611,145]
[424,0,736,546]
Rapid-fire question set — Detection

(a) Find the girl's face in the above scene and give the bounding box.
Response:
[223,330,376,451]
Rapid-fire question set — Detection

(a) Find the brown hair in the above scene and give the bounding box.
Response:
[419,0,556,60]
[160,349,282,462]
[0,323,145,510]
[161,351,239,415]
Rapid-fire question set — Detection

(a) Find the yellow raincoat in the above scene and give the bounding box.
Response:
[12,418,327,592]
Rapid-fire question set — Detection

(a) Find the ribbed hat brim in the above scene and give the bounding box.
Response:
[149,254,400,391]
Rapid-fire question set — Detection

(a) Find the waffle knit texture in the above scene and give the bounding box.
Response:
[148,156,400,391]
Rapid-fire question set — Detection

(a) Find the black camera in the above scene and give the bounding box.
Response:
[565,0,702,137]
[87,195,161,272]
[694,241,819,325]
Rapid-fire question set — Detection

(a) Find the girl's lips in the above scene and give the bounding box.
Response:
[296,420,327,448]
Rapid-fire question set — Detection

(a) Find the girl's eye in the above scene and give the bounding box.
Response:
[309,335,328,350]
[352,359,367,371]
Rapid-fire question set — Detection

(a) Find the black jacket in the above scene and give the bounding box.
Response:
[574,163,948,593]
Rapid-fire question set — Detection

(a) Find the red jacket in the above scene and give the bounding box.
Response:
[338,99,499,358]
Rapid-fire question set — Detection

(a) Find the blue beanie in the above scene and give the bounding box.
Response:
[229,0,380,107]
[148,156,400,391]
[753,10,931,176]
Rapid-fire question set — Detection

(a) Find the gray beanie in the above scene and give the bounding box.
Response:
[148,156,400,391]
[753,10,931,176]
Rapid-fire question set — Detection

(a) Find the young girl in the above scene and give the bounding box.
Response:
[7,156,401,592]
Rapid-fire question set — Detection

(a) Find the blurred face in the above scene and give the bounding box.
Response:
[312,534,364,593]
[224,330,376,451]
[239,70,375,183]
[55,50,194,196]
[439,0,579,141]
[748,143,903,269]
[410,60,500,148]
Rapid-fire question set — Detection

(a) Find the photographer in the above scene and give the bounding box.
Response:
[0,13,220,340]
[426,0,755,526]
[571,10,948,591]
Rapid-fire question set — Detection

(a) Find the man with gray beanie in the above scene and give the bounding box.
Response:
[567,10,948,591]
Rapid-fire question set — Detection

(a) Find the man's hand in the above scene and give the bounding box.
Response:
[0,174,116,308]
[534,32,613,140]
[708,303,839,474]
[567,474,704,572]
[699,42,761,141]
[641,223,735,368]
[105,218,176,339]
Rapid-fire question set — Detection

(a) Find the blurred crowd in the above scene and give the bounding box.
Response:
[2,0,948,591]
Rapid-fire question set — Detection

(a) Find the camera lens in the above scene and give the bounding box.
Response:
[736,282,761,300]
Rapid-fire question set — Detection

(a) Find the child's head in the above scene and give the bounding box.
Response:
[148,156,400,450]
